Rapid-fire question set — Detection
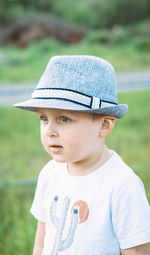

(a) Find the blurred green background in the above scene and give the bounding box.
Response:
[0,0,150,254]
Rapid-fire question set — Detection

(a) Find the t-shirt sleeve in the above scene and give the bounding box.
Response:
[112,176,150,249]
[30,161,54,223]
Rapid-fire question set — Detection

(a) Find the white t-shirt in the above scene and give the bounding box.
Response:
[30,152,150,255]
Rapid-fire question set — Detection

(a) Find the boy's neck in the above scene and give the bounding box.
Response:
[67,146,112,176]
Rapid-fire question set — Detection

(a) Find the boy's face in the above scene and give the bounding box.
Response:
[37,108,105,173]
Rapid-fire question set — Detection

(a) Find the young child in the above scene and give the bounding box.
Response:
[14,56,150,255]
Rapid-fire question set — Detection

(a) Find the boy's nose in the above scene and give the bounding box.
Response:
[45,121,58,137]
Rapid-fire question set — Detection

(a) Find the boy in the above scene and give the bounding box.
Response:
[14,56,150,255]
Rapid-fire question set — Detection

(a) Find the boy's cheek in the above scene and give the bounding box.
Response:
[40,135,47,149]
[41,140,50,155]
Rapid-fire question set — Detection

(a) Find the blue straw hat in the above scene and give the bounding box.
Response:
[14,55,128,118]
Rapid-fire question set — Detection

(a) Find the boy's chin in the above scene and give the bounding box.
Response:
[50,156,68,164]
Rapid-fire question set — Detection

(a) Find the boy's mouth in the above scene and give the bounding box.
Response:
[49,144,63,153]
[49,145,63,148]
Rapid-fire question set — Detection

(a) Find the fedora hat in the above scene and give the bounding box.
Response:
[14,55,128,118]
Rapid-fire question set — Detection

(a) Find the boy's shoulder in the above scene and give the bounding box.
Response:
[104,151,142,188]
[109,152,146,197]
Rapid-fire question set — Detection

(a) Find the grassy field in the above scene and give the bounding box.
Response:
[1,18,150,85]
[0,89,150,254]
[1,39,150,85]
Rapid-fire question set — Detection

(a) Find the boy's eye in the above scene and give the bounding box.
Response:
[41,116,48,122]
[58,116,70,123]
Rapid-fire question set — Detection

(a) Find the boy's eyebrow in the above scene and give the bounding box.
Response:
[58,110,72,115]
[36,110,45,117]
[36,110,41,115]
[36,109,76,117]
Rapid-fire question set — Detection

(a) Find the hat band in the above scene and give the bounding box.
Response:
[32,88,117,109]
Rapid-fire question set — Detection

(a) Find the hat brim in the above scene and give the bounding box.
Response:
[14,98,128,118]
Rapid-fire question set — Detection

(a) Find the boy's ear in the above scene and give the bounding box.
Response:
[99,116,116,137]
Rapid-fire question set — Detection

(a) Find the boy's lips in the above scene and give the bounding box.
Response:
[49,144,63,148]
[49,144,63,152]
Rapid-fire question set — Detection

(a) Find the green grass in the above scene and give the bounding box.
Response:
[1,21,150,85]
[0,89,150,254]
[0,107,49,181]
